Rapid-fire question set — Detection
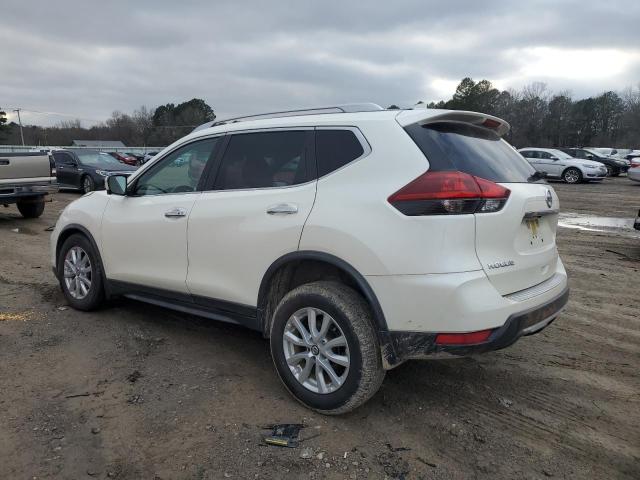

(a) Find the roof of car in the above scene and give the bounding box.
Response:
[188,107,511,141]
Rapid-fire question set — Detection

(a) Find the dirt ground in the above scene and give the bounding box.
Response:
[1,177,639,480]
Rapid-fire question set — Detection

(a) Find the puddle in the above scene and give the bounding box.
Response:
[558,213,639,238]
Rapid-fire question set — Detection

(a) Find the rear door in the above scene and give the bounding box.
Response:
[186,129,316,308]
[403,119,558,295]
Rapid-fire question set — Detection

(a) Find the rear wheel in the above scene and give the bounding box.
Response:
[16,199,45,218]
[57,234,104,310]
[270,281,385,414]
[563,167,582,184]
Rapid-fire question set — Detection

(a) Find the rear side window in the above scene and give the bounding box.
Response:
[316,129,364,177]
[405,122,535,183]
[214,131,310,190]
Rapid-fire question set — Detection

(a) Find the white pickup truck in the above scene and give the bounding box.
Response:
[0,151,57,218]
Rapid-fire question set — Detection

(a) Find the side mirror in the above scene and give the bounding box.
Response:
[550,156,559,160]
[585,154,594,160]
[106,175,127,195]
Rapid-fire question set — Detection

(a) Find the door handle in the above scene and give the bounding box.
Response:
[164,207,187,218]
[266,203,298,215]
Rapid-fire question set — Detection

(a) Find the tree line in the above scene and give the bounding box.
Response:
[0,98,215,148]
[3,80,639,148]
[418,78,640,148]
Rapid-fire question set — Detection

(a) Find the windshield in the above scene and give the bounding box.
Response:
[405,122,535,183]
[76,151,124,168]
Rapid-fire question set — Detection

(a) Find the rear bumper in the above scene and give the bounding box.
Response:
[381,285,569,367]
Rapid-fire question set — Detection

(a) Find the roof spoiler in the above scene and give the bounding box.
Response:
[397,110,511,137]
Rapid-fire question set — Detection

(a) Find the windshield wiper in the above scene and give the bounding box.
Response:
[527,171,547,183]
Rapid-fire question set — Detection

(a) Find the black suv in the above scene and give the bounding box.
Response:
[53,150,137,193]
[560,148,629,176]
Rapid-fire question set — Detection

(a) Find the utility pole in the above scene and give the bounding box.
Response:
[13,108,25,146]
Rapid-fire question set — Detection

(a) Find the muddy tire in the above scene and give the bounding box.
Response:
[57,233,105,311]
[270,281,385,415]
[563,167,583,184]
[16,199,45,218]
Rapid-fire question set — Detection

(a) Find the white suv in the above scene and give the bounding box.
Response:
[50,104,569,414]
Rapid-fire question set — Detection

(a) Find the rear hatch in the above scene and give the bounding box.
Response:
[399,111,558,295]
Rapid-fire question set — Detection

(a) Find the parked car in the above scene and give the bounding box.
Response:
[628,158,640,183]
[635,209,640,231]
[50,104,569,414]
[559,148,629,176]
[109,151,139,167]
[53,150,137,193]
[518,148,607,183]
[142,151,160,164]
[0,151,56,218]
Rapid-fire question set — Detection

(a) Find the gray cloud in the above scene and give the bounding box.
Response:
[1,0,638,127]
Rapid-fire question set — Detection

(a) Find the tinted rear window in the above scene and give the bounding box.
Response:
[316,129,364,177]
[405,122,535,183]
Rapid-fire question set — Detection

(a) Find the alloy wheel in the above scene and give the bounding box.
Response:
[564,169,580,183]
[83,177,92,193]
[63,246,92,299]
[282,307,350,394]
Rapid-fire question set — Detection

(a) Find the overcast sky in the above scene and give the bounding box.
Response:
[1,0,639,127]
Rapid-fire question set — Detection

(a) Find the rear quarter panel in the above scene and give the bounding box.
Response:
[299,119,482,275]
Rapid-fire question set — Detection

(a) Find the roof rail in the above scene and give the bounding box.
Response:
[192,103,384,132]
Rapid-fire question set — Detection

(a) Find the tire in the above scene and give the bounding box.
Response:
[562,167,582,184]
[16,199,45,218]
[82,175,95,193]
[57,233,105,311]
[612,169,621,177]
[270,281,385,415]
[605,165,615,177]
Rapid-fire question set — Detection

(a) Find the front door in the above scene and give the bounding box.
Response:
[187,129,317,308]
[53,152,79,188]
[100,136,221,294]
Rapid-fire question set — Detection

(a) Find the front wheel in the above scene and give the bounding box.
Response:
[270,281,385,415]
[563,167,583,184]
[57,234,105,310]
[82,175,95,193]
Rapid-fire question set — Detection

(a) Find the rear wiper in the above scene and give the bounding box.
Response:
[527,171,547,183]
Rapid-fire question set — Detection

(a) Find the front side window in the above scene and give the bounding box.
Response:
[214,131,309,190]
[316,129,365,177]
[134,138,219,195]
[54,152,76,165]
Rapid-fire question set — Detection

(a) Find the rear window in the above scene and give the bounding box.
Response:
[316,129,365,177]
[405,122,535,183]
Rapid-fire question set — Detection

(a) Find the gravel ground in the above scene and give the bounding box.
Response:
[1,177,639,479]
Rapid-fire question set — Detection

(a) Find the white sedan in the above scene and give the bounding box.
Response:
[518,148,608,183]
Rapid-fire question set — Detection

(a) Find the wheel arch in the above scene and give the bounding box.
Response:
[257,251,389,337]
[55,224,110,296]
[562,166,583,182]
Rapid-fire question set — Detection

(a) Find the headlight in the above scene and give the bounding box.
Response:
[95,170,109,176]
[583,165,597,169]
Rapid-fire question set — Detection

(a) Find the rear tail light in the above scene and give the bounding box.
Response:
[388,171,510,216]
[435,329,493,345]
[631,160,640,168]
